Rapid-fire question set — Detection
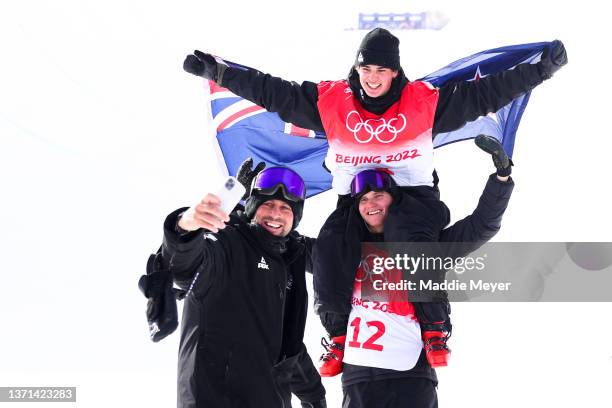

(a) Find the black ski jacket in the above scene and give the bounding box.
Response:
[161,209,324,408]
[217,60,547,136]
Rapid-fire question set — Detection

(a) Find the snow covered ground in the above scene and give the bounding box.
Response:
[1,1,611,406]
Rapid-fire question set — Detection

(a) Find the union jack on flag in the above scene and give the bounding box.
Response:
[203,42,551,197]
[204,79,331,198]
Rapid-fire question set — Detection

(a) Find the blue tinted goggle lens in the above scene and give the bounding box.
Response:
[252,167,306,201]
[350,170,392,197]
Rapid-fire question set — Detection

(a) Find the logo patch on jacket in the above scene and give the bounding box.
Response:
[257,256,269,270]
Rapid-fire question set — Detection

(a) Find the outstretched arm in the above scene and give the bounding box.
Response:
[433,40,568,135]
[184,51,325,132]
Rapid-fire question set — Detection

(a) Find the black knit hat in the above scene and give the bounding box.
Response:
[355,28,400,70]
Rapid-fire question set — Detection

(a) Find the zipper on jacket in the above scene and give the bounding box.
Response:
[276,258,288,363]
[224,349,233,396]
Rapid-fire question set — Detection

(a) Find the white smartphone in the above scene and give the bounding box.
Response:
[216,176,246,215]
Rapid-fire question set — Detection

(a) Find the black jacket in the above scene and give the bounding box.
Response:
[218,59,546,136]
[161,209,324,408]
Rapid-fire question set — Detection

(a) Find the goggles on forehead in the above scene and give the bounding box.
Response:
[251,167,306,202]
[350,169,394,197]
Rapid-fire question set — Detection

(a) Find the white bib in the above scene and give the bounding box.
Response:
[343,298,423,371]
[342,252,424,371]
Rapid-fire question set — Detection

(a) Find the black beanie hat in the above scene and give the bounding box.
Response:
[245,189,304,230]
[355,28,400,70]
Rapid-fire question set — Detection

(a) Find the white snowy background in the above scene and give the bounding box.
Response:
[1,0,611,407]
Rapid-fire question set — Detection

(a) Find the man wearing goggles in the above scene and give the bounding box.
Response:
[325,136,513,408]
[151,163,326,408]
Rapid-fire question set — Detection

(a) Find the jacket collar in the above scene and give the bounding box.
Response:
[234,213,305,263]
[347,67,409,115]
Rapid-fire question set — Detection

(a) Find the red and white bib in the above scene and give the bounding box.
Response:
[317,80,439,194]
[342,244,424,371]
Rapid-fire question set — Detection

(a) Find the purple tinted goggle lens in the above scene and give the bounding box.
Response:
[252,167,306,201]
[350,169,393,197]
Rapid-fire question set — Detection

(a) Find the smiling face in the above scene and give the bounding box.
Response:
[356,64,399,98]
[253,199,294,237]
[358,190,393,233]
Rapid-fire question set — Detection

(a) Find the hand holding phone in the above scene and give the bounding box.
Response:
[216,176,246,215]
[178,177,246,233]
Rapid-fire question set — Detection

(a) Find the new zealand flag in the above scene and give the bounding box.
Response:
[203,42,549,197]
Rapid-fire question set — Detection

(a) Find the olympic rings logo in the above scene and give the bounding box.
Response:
[345,111,407,144]
[355,254,389,284]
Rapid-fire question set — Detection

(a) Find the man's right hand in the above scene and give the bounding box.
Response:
[178,193,230,233]
[183,50,219,80]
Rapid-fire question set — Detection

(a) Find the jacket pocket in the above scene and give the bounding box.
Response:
[198,340,233,397]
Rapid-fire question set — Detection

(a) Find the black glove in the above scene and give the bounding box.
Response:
[183,50,222,82]
[301,400,327,408]
[475,134,512,177]
[538,40,567,80]
[138,250,183,342]
[236,157,266,199]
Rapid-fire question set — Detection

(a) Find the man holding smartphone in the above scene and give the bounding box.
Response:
[159,163,326,408]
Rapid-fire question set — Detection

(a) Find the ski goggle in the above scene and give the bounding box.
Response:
[350,169,394,197]
[251,167,306,202]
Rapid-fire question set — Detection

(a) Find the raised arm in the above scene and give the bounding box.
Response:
[433,40,568,135]
[439,173,514,258]
[439,135,515,257]
[184,51,325,132]
[162,193,230,295]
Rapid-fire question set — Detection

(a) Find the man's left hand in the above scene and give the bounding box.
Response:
[236,158,266,200]
[475,134,512,177]
[538,40,568,79]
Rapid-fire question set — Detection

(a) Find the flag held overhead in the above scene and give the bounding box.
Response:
[203,42,553,197]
